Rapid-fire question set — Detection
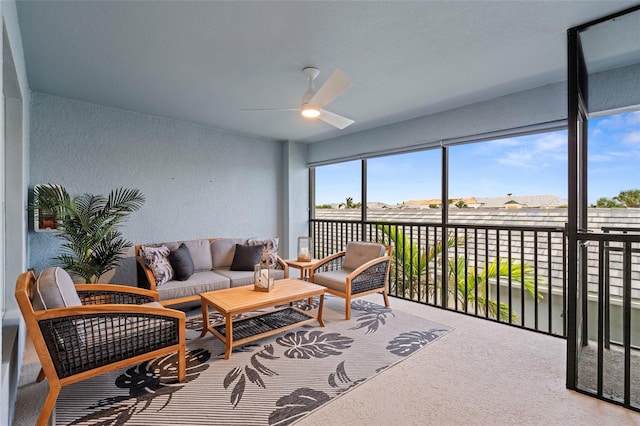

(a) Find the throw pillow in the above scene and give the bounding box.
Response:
[168,243,194,281]
[248,237,279,265]
[229,244,264,271]
[139,245,174,286]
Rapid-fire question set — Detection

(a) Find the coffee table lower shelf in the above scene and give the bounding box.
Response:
[207,307,319,357]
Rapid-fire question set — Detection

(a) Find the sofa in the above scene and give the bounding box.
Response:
[135,237,288,306]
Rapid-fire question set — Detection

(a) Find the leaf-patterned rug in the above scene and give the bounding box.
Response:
[55,296,452,425]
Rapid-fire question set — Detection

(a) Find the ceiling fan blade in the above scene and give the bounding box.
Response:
[241,108,298,112]
[318,109,355,129]
[309,68,350,108]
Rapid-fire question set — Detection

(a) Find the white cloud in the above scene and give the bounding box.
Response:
[593,110,640,130]
[622,131,640,144]
[493,131,567,169]
[627,111,640,125]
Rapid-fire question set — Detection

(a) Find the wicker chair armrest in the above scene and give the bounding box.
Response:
[276,256,289,277]
[75,284,159,305]
[347,256,391,295]
[311,251,346,277]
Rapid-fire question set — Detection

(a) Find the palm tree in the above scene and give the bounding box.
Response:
[591,189,640,208]
[339,196,361,209]
[614,189,640,207]
[448,256,542,321]
[376,224,461,302]
[377,224,543,321]
[33,185,145,283]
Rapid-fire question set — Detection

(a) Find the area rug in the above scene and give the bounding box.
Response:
[55,296,452,425]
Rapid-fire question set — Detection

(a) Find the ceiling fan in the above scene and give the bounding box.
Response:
[242,67,355,130]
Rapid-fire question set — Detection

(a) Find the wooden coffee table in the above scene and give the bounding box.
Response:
[200,278,325,359]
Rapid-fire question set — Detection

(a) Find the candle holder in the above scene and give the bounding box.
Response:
[297,236,313,262]
[254,262,275,292]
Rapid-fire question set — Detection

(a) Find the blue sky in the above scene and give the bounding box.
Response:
[315,111,640,206]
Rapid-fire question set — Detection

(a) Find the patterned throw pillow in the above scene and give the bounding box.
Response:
[248,238,279,265]
[139,245,174,286]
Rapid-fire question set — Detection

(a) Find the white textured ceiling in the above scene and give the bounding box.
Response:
[15,1,639,143]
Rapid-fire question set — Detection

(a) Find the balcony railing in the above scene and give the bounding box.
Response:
[311,214,640,411]
[311,218,567,337]
[573,228,640,410]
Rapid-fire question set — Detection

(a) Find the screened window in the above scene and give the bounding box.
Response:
[448,130,568,209]
[314,160,361,210]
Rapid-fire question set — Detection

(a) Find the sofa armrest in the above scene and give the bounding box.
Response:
[276,256,289,278]
[135,245,158,291]
[75,284,159,305]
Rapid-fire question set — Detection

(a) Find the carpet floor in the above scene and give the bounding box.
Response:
[51,296,451,425]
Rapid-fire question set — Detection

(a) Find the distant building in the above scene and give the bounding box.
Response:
[396,195,567,209]
[400,197,480,209]
[475,195,568,209]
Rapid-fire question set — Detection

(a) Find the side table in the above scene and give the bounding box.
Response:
[284,258,320,281]
[284,258,321,305]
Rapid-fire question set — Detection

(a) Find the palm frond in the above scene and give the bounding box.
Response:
[34,185,144,283]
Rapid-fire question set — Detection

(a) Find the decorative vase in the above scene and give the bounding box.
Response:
[254,263,275,292]
[297,236,313,262]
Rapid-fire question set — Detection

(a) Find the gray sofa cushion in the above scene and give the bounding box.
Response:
[33,267,82,311]
[343,242,386,271]
[210,238,248,268]
[181,239,213,272]
[157,271,230,301]
[213,268,256,287]
[214,267,286,288]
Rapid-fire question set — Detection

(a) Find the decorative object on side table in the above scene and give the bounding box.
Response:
[297,236,313,262]
[254,262,275,292]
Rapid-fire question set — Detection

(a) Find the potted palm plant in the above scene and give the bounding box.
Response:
[32,185,145,283]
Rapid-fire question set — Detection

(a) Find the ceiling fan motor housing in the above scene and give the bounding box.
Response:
[301,67,320,105]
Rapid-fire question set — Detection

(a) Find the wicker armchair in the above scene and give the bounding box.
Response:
[309,242,391,320]
[15,268,186,426]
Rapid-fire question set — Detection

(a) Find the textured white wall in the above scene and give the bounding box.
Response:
[28,93,285,284]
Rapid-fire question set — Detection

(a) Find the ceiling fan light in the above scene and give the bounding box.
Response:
[301,106,320,118]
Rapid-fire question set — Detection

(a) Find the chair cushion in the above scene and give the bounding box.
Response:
[248,237,279,265]
[33,267,82,310]
[210,238,249,268]
[313,270,350,293]
[343,242,386,271]
[181,239,213,272]
[230,244,264,271]
[139,245,174,286]
[168,243,195,281]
